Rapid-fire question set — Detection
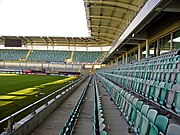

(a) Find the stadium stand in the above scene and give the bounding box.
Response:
[27,50,71,62]
[73,51,104,63]
[0,0,180,135]
[0,49,28,61]
[95,50,180,135]
[0,49,103,63]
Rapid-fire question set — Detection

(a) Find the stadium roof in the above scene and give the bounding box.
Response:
[0,0,146,48]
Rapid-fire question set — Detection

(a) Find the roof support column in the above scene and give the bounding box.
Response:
[116,57,119,65]
[157,39,160,56]
[138,44,141,61]
[125,52,128,63]
[122,54,125,64]
[146,39,149,58]
[170,32,173,51]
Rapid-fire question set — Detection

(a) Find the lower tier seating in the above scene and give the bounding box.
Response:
[96,73,180,135]
[0,49,28,61]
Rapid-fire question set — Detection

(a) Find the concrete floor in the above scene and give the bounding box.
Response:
[97,80,135,135]
[31,79,90,135]
[31,77,135,135]
[73,83,94,135]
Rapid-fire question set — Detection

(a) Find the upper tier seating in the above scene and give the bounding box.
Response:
[0,49,28,61]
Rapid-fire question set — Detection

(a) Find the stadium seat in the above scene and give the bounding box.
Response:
[153,82,165,102]
[147,122,159,135]
[166,124,180,135]
[154,115,169,134]
[173,91,180,114]
[139,116,149,135]
[166,84,180,109]
[146,109,158,124]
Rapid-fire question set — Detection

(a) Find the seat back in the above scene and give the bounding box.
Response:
[147,109,158,124]
[139,116,149,135]
[174,91,180,114]
[147,123,159,135]
[155,115,169,134]
[141,104,149,116]
[166,124,180,135]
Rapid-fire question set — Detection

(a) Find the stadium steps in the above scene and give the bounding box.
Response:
[72,77,94,135]
[31,77,91,135]
[96,78,134,135]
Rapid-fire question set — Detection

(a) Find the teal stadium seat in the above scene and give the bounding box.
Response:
[147,122,159,135]
[155,115,169,134]
[166,84,180,109]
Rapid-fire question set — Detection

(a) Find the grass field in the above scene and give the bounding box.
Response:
[0,74,77,120]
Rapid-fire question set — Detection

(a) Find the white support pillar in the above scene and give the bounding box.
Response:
[125,52,128,63]
[138,44,141,61]
[146,39,149,58]
[157,39,160,56]
[116,57,119,65]
[170,33,173,51]
[122,54,125,64]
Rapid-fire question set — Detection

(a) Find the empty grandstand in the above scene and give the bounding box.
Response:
[0,0,180,135]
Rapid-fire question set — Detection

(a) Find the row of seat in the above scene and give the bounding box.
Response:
[73,51,103,63]
[0,49,104,63]
[112,69,179,83]
[0,49,28,61]
[93,79,107,135]
[96,73,180,135]
[100,51,180,115]
[113,55,180,72]
[152,49,180,59]
[59,76,92,135]
[28,50,71,62]
[103,71,180,114]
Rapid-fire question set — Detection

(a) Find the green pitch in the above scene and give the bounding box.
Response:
[0,74,77,120]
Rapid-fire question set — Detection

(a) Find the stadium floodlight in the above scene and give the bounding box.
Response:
[0,0,89,37]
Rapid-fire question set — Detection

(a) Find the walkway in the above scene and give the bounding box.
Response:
[97,79,134,135]
[31,78,90,135]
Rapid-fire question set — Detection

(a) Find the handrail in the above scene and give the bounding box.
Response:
[0,77,83,132]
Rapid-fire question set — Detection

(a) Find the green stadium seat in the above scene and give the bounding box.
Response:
[139,116,149,135]
[147,122,159,135]
[153,82,165,102]
[141,104,149,116]
[145,80,151,98]
[146,109,158,124]
[149,81,158,100]
[155,115,169,134]
[100,131,108,135]
[159,82,172,106]
[128,106,137,126]
[166,84,179,109]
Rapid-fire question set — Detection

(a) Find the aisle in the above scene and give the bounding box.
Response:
[31,78,90,135]
[97,80,134,135]
[72,81,94,135]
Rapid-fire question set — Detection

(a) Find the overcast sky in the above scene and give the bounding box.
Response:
[0,0,89,37]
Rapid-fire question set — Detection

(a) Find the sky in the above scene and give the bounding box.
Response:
[0,0,90,37]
